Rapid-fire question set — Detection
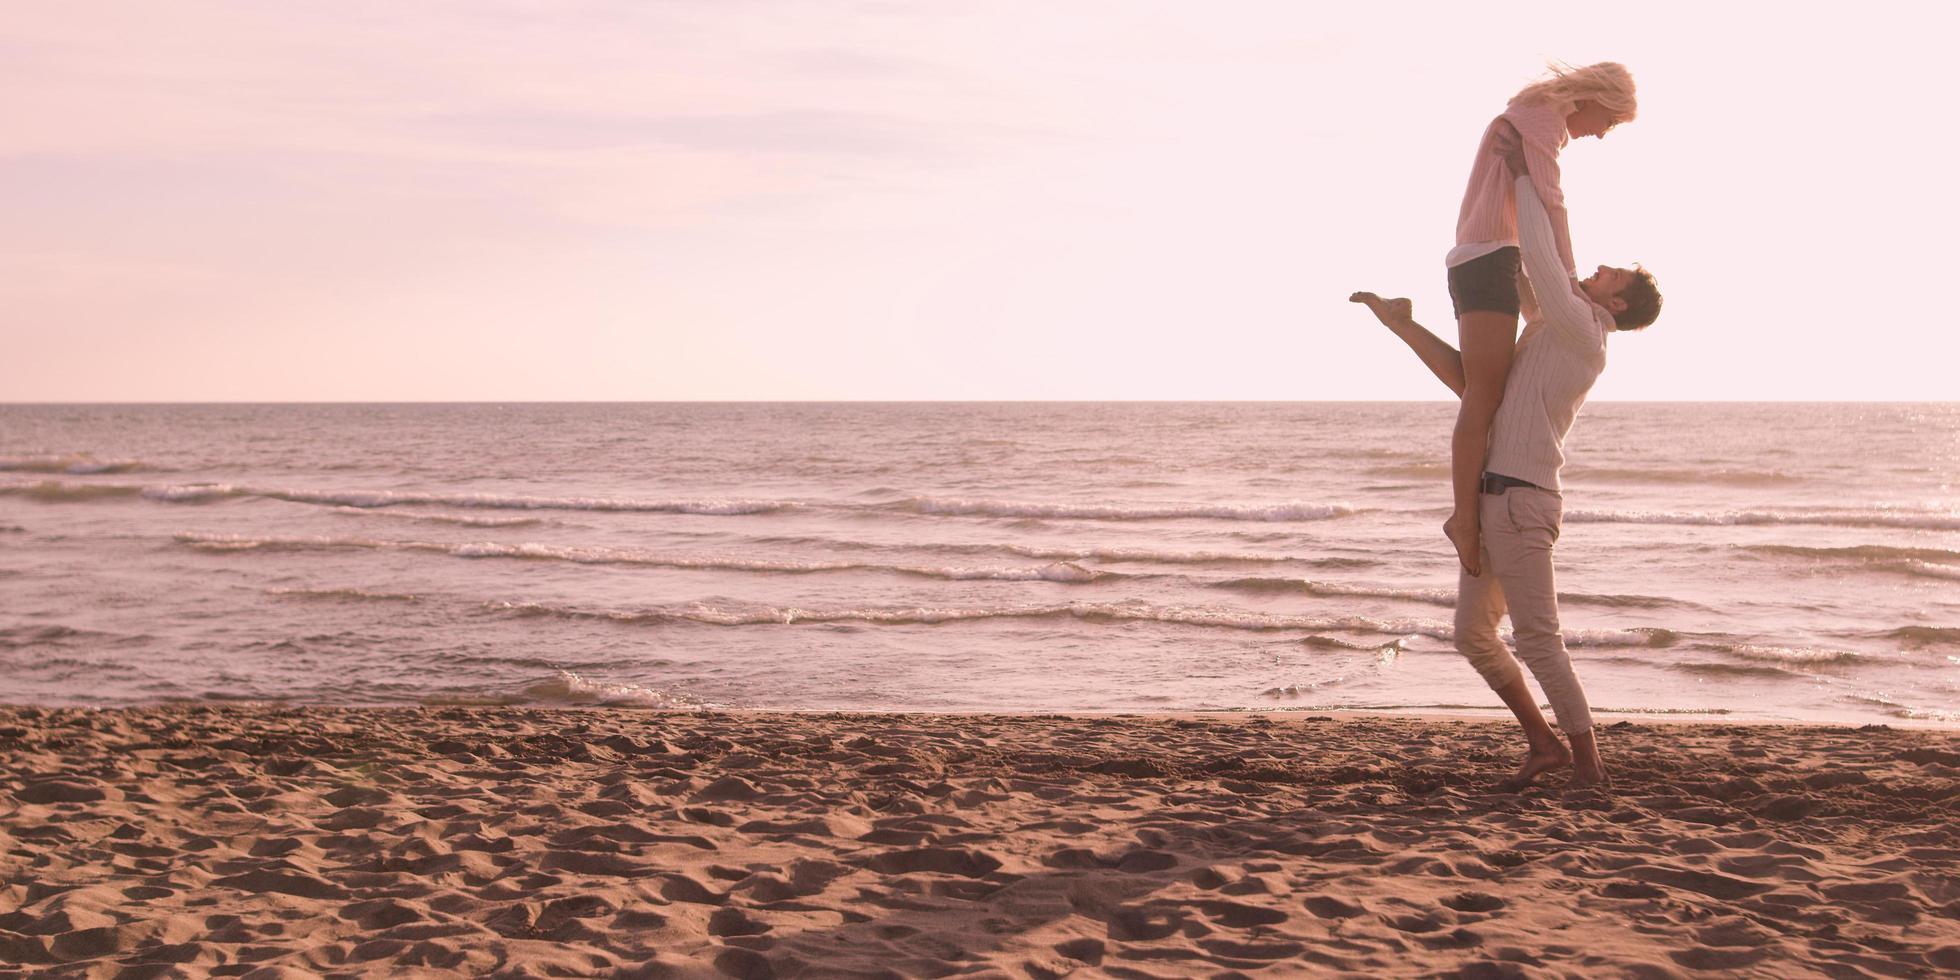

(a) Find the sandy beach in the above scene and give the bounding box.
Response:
[0,707,1954,977]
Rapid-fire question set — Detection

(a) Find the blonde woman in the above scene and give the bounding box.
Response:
[1443,63,1638,578]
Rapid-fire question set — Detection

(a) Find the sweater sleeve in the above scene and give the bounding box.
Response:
[1515,176,1601,349]
[1505,106,1577,275]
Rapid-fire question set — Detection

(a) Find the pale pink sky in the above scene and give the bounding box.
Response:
[5,1,1956,401]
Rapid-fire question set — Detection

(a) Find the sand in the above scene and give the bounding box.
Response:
[1,707,1956,978]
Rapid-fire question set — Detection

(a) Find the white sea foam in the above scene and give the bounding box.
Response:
[1883,626,1960,647]
[1371,461,1809,488]
[175,533,1126,584]
[10,479,793,514]
[998,543,1295,565]
[1216,577,1683,611]
[1563,465,1803,486]
[897,496,1360,522]
[1716,643,1860,666]
[1565,627,1680,648]
[0,454,151,475]
[262,487,794,515]
[1748,544,1960,563]
[1213,577,1456,606]
[7,478,1360,525]
[327,506,547,528]
[523,670,713,709]
[142,484,243,503]
[731,534,1302,567]
[267,586,419,603]
[480,597,1679,649]
[1569,507,1960,531]
[0,480,142,501]
[1745,543,1960,581]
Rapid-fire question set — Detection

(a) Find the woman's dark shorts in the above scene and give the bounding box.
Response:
[1447,246,1521,319]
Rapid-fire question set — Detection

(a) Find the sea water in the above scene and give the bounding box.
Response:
[2,402,1954,724]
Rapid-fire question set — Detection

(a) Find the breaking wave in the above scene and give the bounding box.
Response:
[13,479,1359,524]
[3,479,794,514]
[481,597,1678,648]
[893,496,1360,522]
[327,506,548,528]
[175,533,1128,584]
[1569,507,1960,531]
[1562,465,1802,486]
[1212,576,1684,610]
[267,587,420,603]
[1367,464,1804,487]
[1710,643,1861,666]
[1881,626,1960,648]
[748,534,1299,567]
[0,481,143,502]
[1746,544,1960,563]
[1213,577,1454,606]
[522,670,715,709]
[0,454,153,475]
[1744,544,1960,581]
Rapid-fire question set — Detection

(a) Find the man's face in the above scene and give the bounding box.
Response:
[1566,100,1623,140]
[1581,265,1637,308]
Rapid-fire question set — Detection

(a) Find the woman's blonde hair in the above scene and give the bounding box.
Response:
[1508,62,1637,123]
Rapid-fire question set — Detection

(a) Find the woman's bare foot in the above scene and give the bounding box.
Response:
[1349,291,1412,328]
[1498,742,1572,791]
[1443,512,1483,577]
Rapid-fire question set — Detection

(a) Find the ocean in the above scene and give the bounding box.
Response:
[1,402,1955,725]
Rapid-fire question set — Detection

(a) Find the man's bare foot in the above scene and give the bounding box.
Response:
[1444,512,1482,577]
[1349,291,1412,328]
[1566,764,1610,790]
[1498,743,1572,791]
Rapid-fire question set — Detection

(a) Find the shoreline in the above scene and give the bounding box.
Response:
[4,704,1957,976]
[11,700,1955,731]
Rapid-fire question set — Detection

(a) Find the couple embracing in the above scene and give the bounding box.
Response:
[1353,63,1662,790]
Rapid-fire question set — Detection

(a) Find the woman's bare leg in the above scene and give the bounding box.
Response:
[1449,311,1520,577]
[1350,293,1465,395]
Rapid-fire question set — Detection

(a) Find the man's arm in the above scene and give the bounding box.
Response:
[1514,176,1601,346]
[1350,292,1465,398]
[1503,108,1577,275]
[1494,127,1601,344]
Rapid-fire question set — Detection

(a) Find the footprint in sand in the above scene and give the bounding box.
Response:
[707,908,771,937]
[1302,895,1367,919]
[1193,899,1289,929]
[1443,891,1506,913]
[855,847,1003,878]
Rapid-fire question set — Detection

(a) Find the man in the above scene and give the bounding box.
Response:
[1350,127,1662,789]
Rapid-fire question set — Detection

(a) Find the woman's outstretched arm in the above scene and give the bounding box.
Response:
[1349,292,1464,398]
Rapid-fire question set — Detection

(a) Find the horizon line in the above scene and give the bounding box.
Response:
[2,399,1955,407]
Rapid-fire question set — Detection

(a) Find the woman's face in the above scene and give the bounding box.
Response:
[1565,100,1623,139]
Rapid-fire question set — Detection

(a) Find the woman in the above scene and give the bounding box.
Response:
[1445,63,1638,579]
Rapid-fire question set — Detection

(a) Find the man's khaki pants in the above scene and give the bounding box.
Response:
[1454,485,1595,735]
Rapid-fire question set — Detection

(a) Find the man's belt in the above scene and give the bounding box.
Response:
[1480,472,1543,495]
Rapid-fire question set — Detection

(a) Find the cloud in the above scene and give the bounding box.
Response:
[414,108,959,159]
[775,47,946,80]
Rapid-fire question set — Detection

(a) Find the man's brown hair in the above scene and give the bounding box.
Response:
[1616,265,1662,330]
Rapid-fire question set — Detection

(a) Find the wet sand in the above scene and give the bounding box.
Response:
[2,706,1957,977]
